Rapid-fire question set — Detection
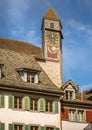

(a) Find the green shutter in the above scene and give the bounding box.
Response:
[0,123,5,130]
[53,101,59,113]
[8,124,14,130]
[41,126,46,130]
[38,98,45,112]
[0,94,4,108]
[22,96,30,111]
[55,128,59,130]
[8,95,14,109]
[23,125,30,130]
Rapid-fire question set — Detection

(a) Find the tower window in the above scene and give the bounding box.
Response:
[50,23,54,28]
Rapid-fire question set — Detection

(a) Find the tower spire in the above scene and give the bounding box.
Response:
[44,7,59,20]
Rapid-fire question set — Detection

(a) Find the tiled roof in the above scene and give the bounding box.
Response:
[61,80,92,104]
[0,38,43,59]
[61,80,78,92]
[0,38,62,94]
[44,7,59,20]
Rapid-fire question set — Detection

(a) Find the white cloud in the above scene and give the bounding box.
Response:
[11,27,41,46]
[64,19,87,31]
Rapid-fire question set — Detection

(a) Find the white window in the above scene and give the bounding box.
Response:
[69,109,76,121]
[69,109,85,122]
[65,90,74,100]
[19,71,39,83]
[77,110,85,122]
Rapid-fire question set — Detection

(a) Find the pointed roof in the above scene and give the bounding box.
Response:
[61,80,78,91]
[44,7,59,20]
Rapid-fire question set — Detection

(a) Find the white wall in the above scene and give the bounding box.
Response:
[0,95,61,130]
[62,121,88,130]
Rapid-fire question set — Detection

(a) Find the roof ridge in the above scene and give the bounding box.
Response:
[0,37,42,58]
[0,37,41,49]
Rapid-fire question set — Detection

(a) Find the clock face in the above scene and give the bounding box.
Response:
[46,31,58,45]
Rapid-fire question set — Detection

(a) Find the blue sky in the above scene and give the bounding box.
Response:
[0,0,92,91]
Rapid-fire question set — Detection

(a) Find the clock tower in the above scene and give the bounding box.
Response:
[38,7,63,88]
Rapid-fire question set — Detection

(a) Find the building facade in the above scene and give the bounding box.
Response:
[0,7,92,130]
[0,8,63,130]
[61,80,92,130]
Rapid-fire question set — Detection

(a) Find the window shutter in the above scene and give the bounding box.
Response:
[53,101,59,113]
[22,96,30,111]
[38,98,45,112]
[41,126,46,130]
[8,124,14,130]
[8,95,14,109]
[0,94,4,108]
[55,128,59,130]
[0,123,5,130]
[24,125,30,130]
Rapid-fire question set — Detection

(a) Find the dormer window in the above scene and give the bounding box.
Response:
[17,68,40,84]
[65,90,74,100]
[62,80,78,101]
[26,72,39,83]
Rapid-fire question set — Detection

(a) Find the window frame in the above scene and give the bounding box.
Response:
[65,90,75,100]
[69,109,76,121]
[77,109,85,122]
[14,96,23,110]
[46,126,55,130]
[30,98,38,111]
[17,69,40,84]
[30,125,40,130]
[14,124,23,130]
[50,23,54,29]
[69,109,85,122]
[45,100,53,113]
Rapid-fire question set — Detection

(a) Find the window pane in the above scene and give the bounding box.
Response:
[0,68,1,78]
[46,100,53,112]
[77,110,85,122]
[69,110,76,121]
[27,73,30,82]
[70,91,73,100]
[46,127,54,130]
[50,23,54,28]
[14,96,22,109]
[65,91,74,100]
[14,124,23,130]
[31,126,39,130]
[30,99,38,111]
[65,91,68,99]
